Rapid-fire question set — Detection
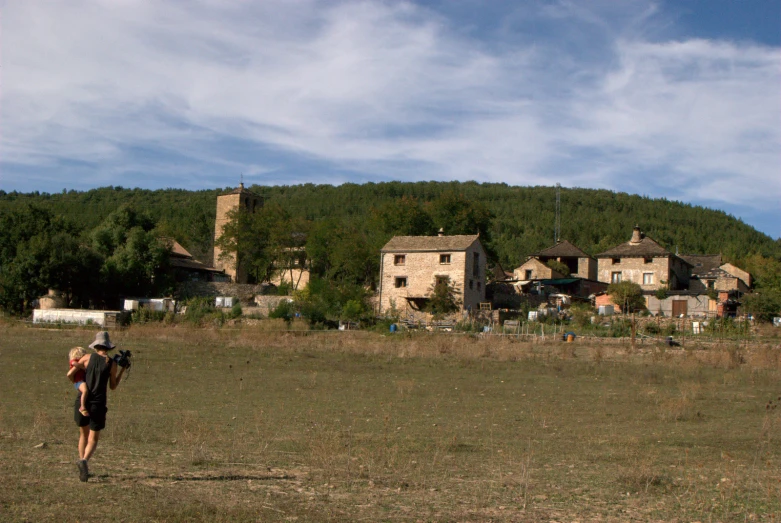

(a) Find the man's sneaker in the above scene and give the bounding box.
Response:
[78,460,88,482]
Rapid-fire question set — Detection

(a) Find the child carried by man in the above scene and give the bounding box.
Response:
[67,347,90,417]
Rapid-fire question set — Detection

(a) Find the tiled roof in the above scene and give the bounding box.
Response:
[170,257,223,273]
[159,237,193,259]
[680,254,722,276]
[596,236,670,257]
[532,240,591,258]
[226,183,260,197]
[381,234,481,252]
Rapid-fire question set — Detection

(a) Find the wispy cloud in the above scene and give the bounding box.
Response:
[1,0,779,233]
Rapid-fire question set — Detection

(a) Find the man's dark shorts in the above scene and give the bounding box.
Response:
[75,403,108,431]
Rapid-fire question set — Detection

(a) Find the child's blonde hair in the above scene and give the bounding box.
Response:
[69,346,87,361]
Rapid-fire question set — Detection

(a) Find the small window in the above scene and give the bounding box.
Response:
[477,282,481,291]
[436,276,449,287]
[473,253,480,276]
[644,257,652,264]
[525,269,533,280]
[612,258,620,264]
[611,272,622,284]
[707,280,714,290]
[394,255,406,265]
[469,280,474,290]
[643,273,654,285]
[395,277,407,288]
[439,254,451,264]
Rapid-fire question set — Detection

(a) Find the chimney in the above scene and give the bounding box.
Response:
[438,228,444,237]
[630,225,642,244]
[238,182,244,190]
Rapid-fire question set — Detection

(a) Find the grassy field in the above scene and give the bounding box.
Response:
[1,322,780,522]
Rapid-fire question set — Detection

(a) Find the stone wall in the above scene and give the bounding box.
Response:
[176,281,279,304]
[577,257,598,281]
[598,256,672,290]
[213,193,241,281]
[513,258,561,280]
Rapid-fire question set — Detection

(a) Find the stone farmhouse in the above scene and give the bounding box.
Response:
[596,226,691,291]
[681,254,751,293]
[592,227,753,318]
[378,232,487,315]
[514,240,597,281]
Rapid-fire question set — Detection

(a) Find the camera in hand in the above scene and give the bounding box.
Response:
[113,349,133,369]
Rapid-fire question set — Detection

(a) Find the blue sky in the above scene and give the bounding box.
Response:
[1,0,779,237]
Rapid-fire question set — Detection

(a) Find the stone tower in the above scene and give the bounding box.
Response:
[213,183,263,283]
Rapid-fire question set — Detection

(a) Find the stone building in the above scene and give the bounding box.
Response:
[513,258,564,281]
[681,255,751,294]
[212,183,263,283]
[378,232,487,315]
[165,238,228,282]
[516,240,597,280]
[596,226,691,291]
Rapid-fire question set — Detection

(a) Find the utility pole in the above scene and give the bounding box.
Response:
[554,183,561,244]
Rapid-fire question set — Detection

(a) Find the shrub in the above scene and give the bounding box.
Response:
[132,307,166,324]
[276,281,292,296]
[184,297,216,325]
[268,299,295,323]
[228,302,242,319]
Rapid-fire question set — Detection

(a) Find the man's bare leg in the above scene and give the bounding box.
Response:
[78,426,89,461]
[84,430,100,462]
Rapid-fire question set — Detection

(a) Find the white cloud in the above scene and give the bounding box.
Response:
[1,0,778,232]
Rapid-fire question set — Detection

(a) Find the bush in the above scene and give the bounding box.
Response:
[132,307,166,324]
[228,302,242,319]
[268,299,295,323]
[184,297,216,325]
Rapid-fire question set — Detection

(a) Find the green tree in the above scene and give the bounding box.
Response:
[371,196,434,237]
[426,191,493,238]
[425,278,460,318]
[545,259,570,276]
[740,289,781,322]
[608,281,646,313]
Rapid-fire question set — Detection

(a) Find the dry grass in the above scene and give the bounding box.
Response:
[1,322,780,522]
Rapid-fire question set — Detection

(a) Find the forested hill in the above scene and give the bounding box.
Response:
[1,182,778,268]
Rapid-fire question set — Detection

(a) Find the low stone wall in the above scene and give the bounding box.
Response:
[176,281,278,303]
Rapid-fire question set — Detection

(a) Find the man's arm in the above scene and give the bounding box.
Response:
[109,362,125,390]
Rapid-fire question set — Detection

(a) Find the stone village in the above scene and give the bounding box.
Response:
[34,183,754,328]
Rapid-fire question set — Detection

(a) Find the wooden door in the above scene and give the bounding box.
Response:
[672,300,688,317]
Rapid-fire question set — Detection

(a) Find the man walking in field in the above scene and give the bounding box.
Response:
[73,331,126,481]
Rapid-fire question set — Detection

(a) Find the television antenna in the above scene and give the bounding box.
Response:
[554,183,561,244]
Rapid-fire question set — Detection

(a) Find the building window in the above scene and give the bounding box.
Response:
[395,277,407,288]
[439,254,451,264]
[394,255,406,265]
[469,280,474,290]
[435,276,449,287]
[644,257,652,264]
[524,269,533,280]
[707,280,714,290]
[473,253,480,276]
[477,282,481,291]
[612,258,620,264]
[611,272,622,284]
[643,273,654,285]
